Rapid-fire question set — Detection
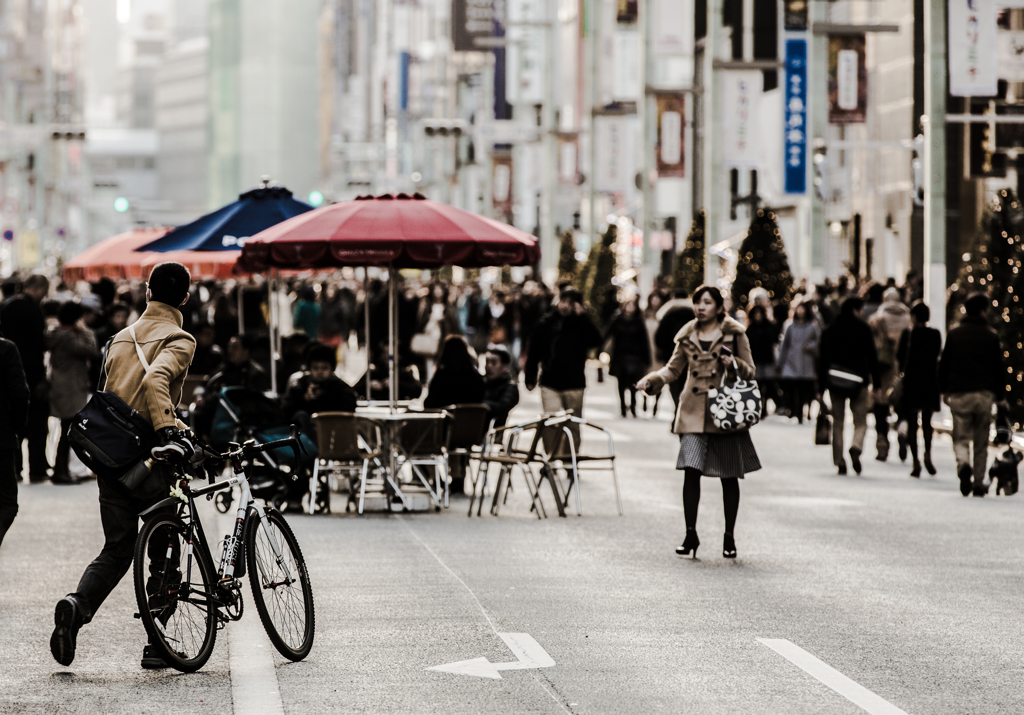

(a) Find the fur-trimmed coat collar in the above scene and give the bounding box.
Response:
[675,315,747,342]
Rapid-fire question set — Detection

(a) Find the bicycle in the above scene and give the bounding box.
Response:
[132,432,316,673]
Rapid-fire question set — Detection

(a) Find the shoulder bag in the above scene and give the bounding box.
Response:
[706,355,763,432]
[68,327,158,489]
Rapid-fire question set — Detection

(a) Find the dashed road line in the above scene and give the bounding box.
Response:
[758,638,911,715]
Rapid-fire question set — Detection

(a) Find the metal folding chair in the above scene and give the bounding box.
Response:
[392,411,452,510]
[309,412,384,514]
[545,415,623,517]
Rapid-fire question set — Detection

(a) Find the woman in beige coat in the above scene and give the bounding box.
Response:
[638,285,761,559]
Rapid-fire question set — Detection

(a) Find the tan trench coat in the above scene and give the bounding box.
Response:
[641,316,755,434]
[104,301,195,431]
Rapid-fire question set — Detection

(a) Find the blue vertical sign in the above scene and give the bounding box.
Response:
[784,39,808,194]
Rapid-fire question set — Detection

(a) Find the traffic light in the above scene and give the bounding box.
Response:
[307,190,324,206]
[422,119,467,137]
[114,197,129,213]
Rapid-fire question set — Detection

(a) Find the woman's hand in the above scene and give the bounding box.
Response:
[635,377,652,394]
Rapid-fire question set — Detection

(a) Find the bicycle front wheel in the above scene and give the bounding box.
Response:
[245,507,315,660]
[134,515,218,672]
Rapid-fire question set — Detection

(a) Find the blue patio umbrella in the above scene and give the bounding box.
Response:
[138,184,313,253]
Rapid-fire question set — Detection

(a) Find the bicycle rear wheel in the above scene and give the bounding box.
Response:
[245,508,315,660]
[134,515,218,672]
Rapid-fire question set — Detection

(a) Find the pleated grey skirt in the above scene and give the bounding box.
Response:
[676,431,761,478]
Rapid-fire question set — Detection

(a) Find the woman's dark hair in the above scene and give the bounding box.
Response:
[793,301,811,322]
[559,287,583,304]
[148,261,191,306]
[840,296,865,318]
[438,335,475,371]
[747,304,767,322]
[692,285,725,321]
[909,300,930,323]
[58,301,85,326]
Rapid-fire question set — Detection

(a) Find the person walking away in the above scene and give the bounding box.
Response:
[0,274,51,482]
[868,287,911,461]
[817,297,881,475]
[775,301,820,423]
[524,288,603,458]
[482,346,520,428]
[654,289,696,412]
[292,286,321,339]
[0,331,29,548]
[637,285,760,559]
[47,302,99,484]
[895,301,942,478]
[745,305,781,418]
[938,293,1009,496]
[604,298,652,417]
[50,261,198,669]
[424,336,485,494]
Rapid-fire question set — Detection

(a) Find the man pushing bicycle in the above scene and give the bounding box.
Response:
[50,261,198,669]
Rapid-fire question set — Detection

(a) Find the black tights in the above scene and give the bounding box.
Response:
[683,469,740,534]
[904,409,934,462]
[617,379,637,416]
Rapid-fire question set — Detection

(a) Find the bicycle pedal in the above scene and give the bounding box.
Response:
[133,612,141,619]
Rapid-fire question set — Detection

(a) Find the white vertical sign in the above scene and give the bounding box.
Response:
[948,0,998,97]
[506,0,546,104]
[652,0,694,58]
[722,71,762,168]
[661,111,682,165]
[836,50,858,110]
[997,30,1024,82]
[595,116,637,192]
[613,31,641,101]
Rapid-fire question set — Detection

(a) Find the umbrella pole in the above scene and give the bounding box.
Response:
[269,273,278,396]
[237,281,244,335]
[364,270,371,401]
[388,264,397,414]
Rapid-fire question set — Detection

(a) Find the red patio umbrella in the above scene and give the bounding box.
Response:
[240,193,540,409]
[238,192,540,271]
[63,227,170,283]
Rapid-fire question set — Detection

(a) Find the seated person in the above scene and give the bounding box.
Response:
[283,343,358,432]
[482,346,520,427]
[189,321,224,377]
[358,343,423,402]
[194,334,270,439]
[423,335,485,409]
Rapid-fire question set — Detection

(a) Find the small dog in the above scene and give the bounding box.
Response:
[989,447,1023,496]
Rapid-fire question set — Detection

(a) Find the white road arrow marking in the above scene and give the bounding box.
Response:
[427,633,555,680]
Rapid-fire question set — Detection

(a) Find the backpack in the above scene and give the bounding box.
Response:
[68,326,158,485]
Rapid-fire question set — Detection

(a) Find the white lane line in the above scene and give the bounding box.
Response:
[758,639,911,715]
[220,512,285,715]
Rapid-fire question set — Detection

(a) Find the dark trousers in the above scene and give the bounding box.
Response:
[616,378,637,416]
[873,403,891,456]
[904,409,935,462]
[0,449,17,548]
[17,384,51,480]
[53,418,74,479]
[71,472,173,624]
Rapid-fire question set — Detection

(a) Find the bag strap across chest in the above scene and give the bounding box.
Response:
[128,325,151,374]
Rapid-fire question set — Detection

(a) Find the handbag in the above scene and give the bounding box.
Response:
[706,358,762,432]
[68,327,157,488]
[814,399,832,445]
[411,330,440,356]
[826,367,866,396]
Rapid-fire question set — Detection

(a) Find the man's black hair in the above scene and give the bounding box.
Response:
[909,300,930,323]
[841,296,865,317]
[486,346,512,366]
[57,301,85,326]
[306,342,338,370]
[560,287,583,304]
[148,262,191,307]
[964,293,989,318]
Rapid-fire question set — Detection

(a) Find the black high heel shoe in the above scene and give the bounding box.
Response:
[723,532,737,559]
[676,529,699,558]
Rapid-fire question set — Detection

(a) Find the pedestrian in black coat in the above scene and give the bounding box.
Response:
[817,297,881,475]
[604,299,652,417]
[0,274,51,481]
[895,301,942,478]
[424,336,485,408]
[0,333,29,548]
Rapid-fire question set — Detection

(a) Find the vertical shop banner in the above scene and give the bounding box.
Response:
[613,31,641,101]
[784,39,808,195]
[558,136,578,184]
[652,0,693,58]
[998,30,1024,82]
[656,94,686,177]
[722,71,762,168]
[492,152,514,221]
[595,115,637,193]
[784,0,808,31]
[828,34,867,124]
[948,0,998,97]
[452,0,496,52]
[506,0,545,104]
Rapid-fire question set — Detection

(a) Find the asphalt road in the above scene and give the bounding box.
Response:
[2,375,1022,715]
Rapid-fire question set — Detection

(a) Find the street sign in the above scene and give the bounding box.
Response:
[427,633,555,679]
[784,39,808,195]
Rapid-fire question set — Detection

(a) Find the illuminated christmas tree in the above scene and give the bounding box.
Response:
[731,208,795,308]
[673,210,706,295]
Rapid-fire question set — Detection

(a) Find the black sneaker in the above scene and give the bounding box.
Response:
[837,461,848,476]
[849,447,863,475]
[50,595,83,667]
[972,483,989,498]
[141,644,169,670]
[958,464,973,496]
